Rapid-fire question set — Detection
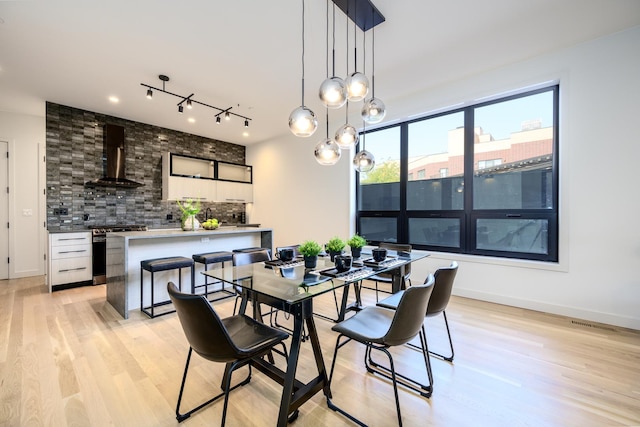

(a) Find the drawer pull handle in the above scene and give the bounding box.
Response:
[58,250,87,254]
[58,267,87,273]
[58,237,87,241]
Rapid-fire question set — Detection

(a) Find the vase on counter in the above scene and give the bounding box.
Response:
[182,215,200,231]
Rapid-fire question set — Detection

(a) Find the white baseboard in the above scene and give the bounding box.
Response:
[453,288,640,331]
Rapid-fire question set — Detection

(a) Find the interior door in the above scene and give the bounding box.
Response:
[0,141,8,279]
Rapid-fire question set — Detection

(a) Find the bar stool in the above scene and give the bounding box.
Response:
[192,251,234,302]
[140,256,194,318]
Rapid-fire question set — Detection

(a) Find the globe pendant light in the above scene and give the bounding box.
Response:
[346,72,369,102]
[289,106,318,137]
[361,97,386,124]
[335,122,358,148]
[335,99,358,149]
[361,19,386,124]
[319,3,347,109]
[353,149,375,172]
[315,111,341,165]
[289,0,318,137]
[353,121,375,173]
[346,9,369,102]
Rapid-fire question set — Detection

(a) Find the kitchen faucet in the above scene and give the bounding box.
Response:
[205,207,212,221]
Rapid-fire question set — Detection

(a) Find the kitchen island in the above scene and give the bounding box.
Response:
[106,226,273,319]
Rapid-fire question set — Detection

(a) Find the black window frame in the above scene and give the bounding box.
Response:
[356,85,559,262]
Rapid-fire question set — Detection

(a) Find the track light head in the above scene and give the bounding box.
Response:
[186,99,192,109]
[244,119,249,128]
[178,105,184,113]
[216,116,221,124]
[225,112,230,121]
[146,88,153,99]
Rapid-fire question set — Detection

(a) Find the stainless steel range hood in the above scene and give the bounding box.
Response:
[86,124,144,188]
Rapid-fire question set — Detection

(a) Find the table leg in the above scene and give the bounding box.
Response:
[391,264,407,293]
[276,311,303,427]
[305,315,332,399]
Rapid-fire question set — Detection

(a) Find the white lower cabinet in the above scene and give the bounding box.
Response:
[48,231,92,291]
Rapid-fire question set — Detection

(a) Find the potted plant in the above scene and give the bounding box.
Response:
[347,234,367,259]
[177,198,201,231]
[298,240,322,268]
[325,236,346,261]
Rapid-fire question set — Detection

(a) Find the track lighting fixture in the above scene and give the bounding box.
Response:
[244,119,249,128]
[140,74,252,127]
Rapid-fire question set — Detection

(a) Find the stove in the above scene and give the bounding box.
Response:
[91,224,148,238]
[90,225,148,284]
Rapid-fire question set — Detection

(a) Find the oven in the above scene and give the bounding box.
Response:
[91,225,147,285]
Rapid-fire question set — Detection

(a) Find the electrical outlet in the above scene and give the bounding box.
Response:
[166,214,173,220]
[201,237,210,243]
[53,208,68,215]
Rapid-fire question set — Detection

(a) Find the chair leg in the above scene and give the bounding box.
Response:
[363,343,405,426]
[176,347,252,424]
[365,336,433,398]
[326,334,367,427]
[424,311,455,362]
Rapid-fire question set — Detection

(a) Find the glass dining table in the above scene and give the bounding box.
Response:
[202,250,429,426]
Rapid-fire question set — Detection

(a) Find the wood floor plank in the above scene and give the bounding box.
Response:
[1,275,639,426]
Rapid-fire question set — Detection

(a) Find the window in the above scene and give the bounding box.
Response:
[356,86,558,262]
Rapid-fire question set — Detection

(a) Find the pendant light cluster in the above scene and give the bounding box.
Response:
[141,75,252,127]
[289,0,385,172]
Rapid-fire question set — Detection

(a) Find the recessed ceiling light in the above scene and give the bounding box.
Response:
[108,96,119,103]
[188,117,195,123]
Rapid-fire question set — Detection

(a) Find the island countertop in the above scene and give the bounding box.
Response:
[110,226,272,240]
[106,226,273,319]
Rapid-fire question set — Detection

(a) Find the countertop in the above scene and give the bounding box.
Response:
[107,226,272,240]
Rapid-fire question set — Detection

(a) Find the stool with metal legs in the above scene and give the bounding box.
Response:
[192,251,234,303]
[140,256,194,318]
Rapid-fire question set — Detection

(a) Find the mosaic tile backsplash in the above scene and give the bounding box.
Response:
[46,102,248,231]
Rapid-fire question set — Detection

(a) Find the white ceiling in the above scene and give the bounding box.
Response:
[1,0,639,146]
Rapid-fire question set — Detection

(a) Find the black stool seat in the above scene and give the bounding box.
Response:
[192,251,233,265]
[140,256,195,318]
[142,256,194,272]
[232,247,263,253]
[192,251,235,303]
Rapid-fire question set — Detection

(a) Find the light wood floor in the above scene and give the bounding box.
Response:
[1,275,639,427]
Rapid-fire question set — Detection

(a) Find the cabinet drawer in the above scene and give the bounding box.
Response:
[51,243,91,260]
[51,258,92,285]
[51,232,91,246]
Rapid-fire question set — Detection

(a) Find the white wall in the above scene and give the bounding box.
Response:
[247,131,354,252]
[0,111,46,278]
[249,26,640,330]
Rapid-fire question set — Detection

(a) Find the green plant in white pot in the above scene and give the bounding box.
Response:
[347,234,367,259]
[177,199,201,231]
[298,240,322,269]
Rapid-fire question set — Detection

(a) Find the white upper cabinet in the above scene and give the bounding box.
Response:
[162,153,252,203]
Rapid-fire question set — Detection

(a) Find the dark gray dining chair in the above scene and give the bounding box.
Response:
[167,282,289,426]
[364,242,413,302]
[231,249,271,315]
[327,275,435,426]
[378,261,459,361]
